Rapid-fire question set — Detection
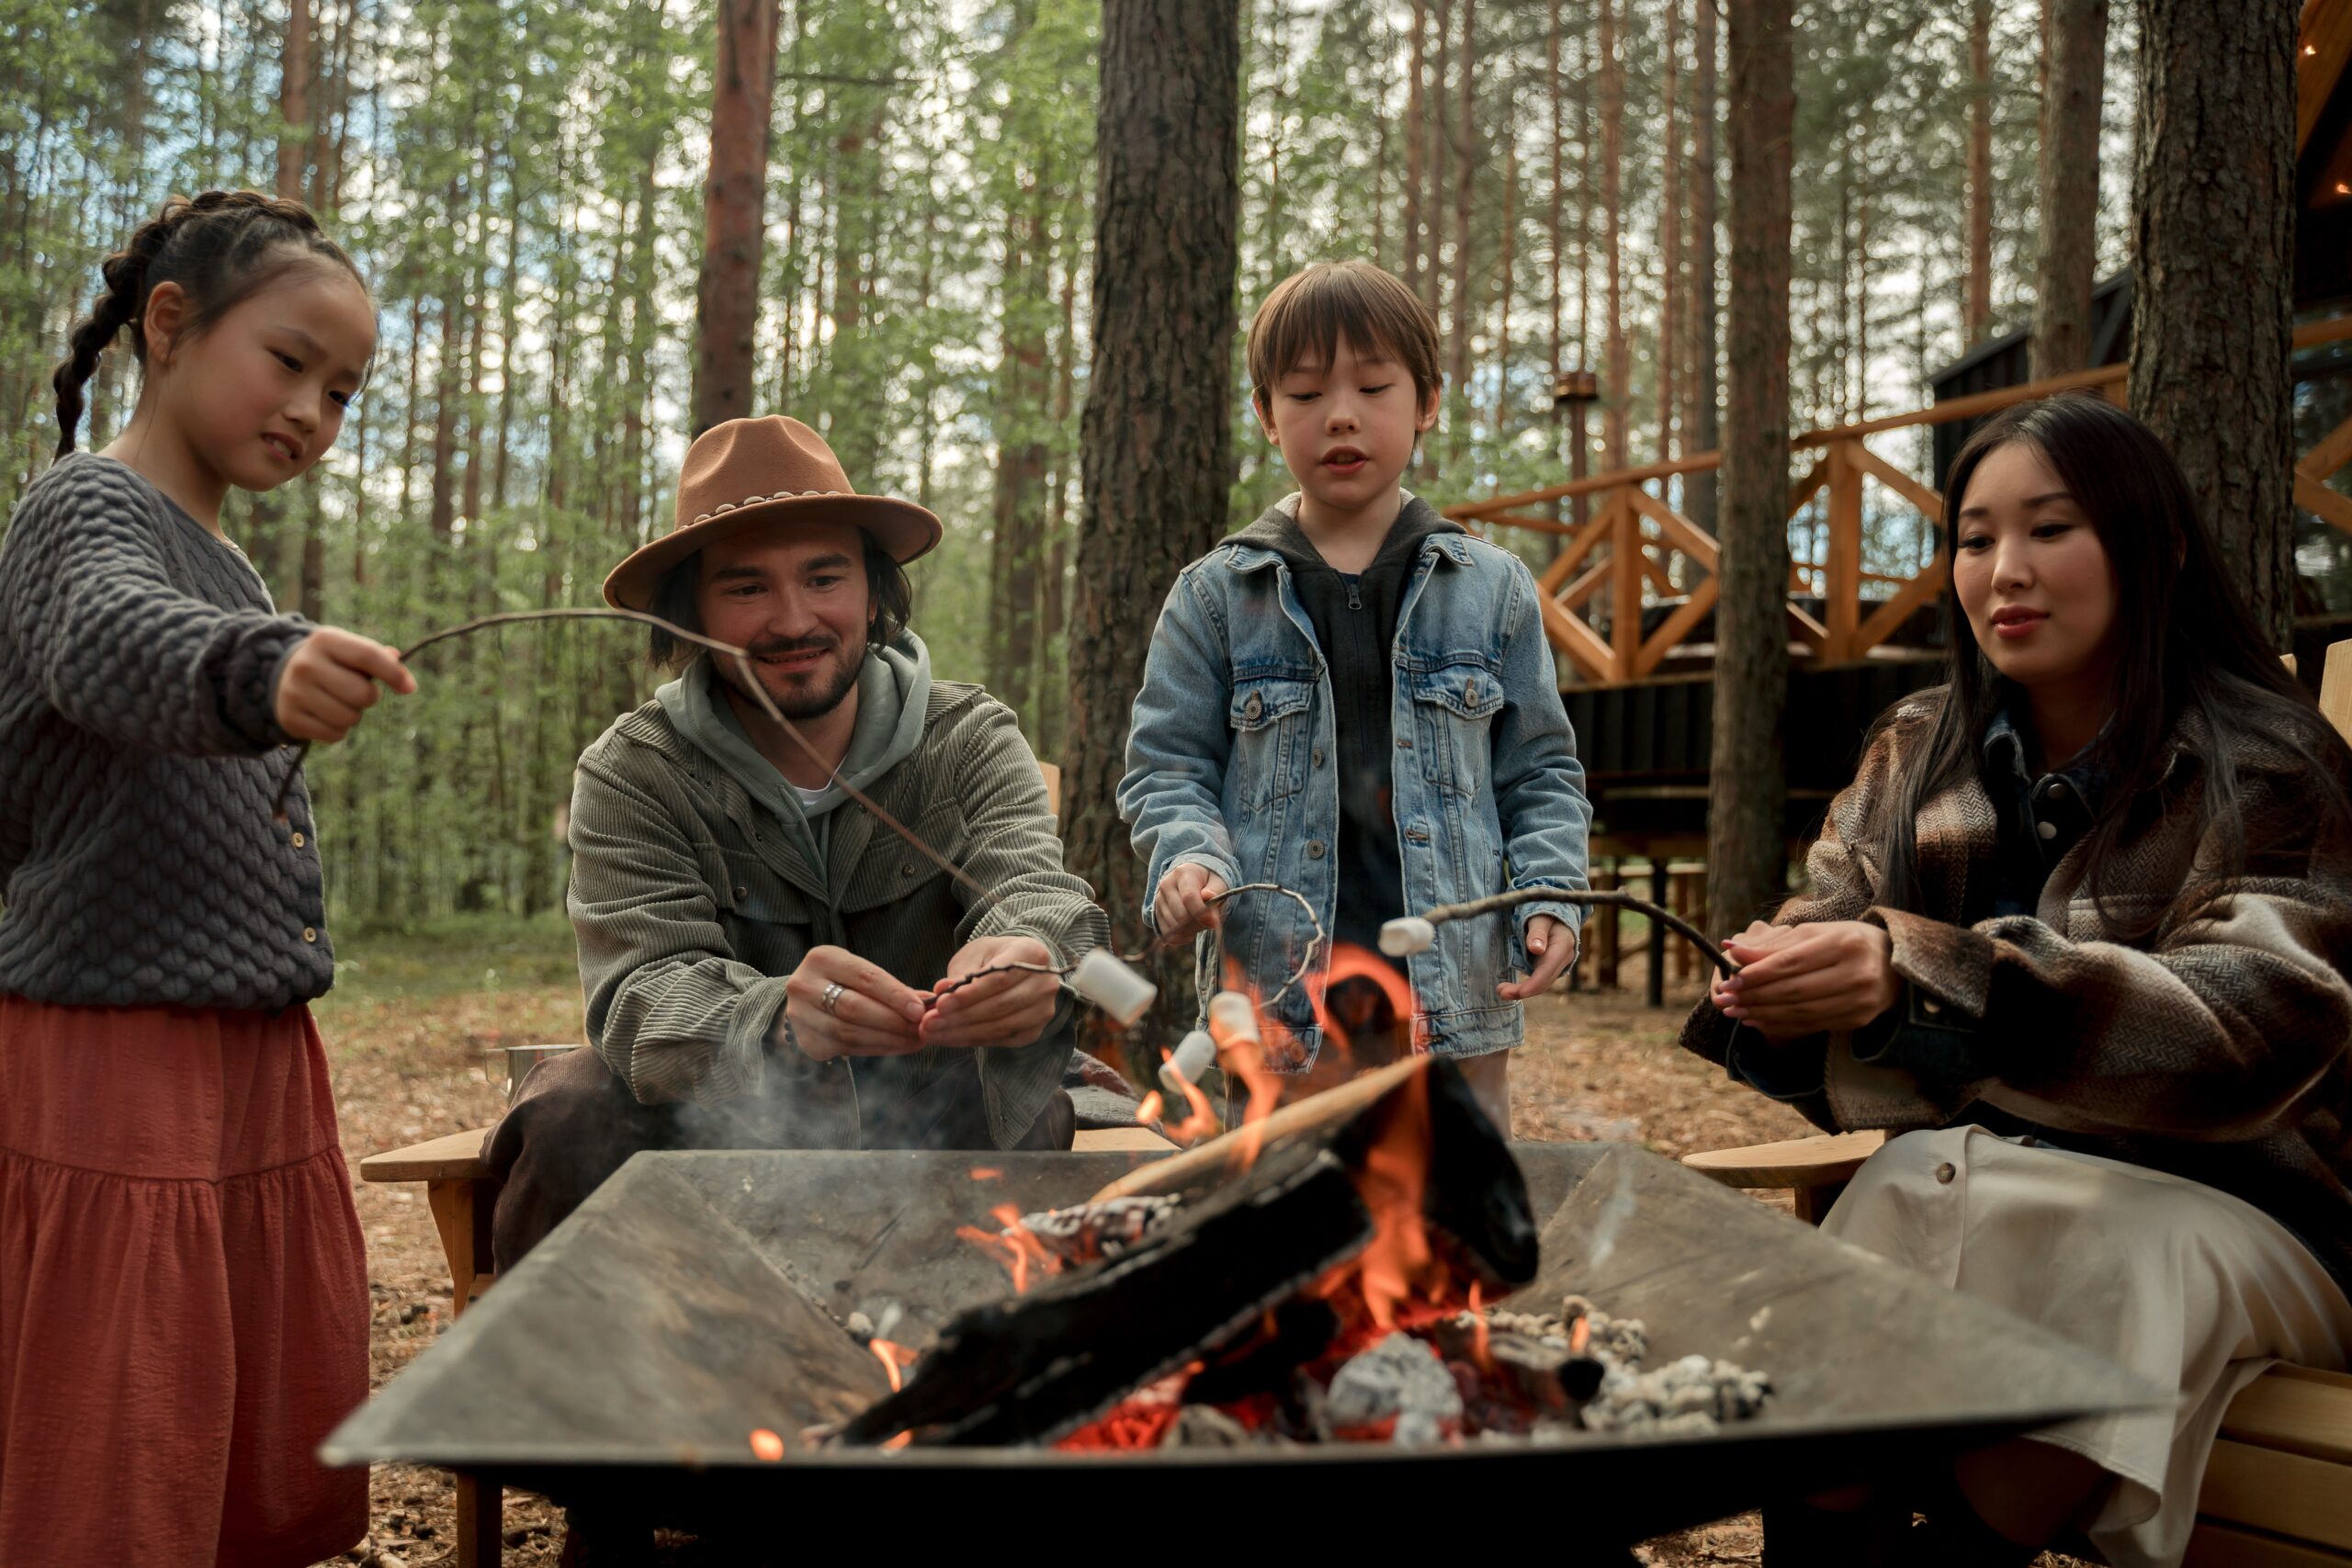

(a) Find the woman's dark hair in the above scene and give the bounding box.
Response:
[51,189,367,457]
[1870,392,2352,924]
[645,529,916,671]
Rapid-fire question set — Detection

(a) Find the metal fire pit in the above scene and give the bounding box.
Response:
[326,1142,2165,1551]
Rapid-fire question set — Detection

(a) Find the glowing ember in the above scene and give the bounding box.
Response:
[968,1167,1002,1181]
[747,1427,786,1461]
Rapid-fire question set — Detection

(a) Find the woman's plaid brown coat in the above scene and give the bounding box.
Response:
[1682,691,2352,1293]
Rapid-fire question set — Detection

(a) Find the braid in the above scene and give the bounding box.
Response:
[49,189,361,458]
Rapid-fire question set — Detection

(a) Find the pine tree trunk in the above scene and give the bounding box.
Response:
[1689,0,1720,533]
[1071,0,1241,1057]
[1708,0,1795,933]
[2030,0,2109,379]
[1966,0,1995,342]
[1494,140,1517,440]
[1446,0,1476,465]
[1548,0,1565,471]
[2130,0,2297,648]
[1600,0,1627,470]
[691,0,781,436]
[1658,0,1680,467]
[1405,0,1427,303]
[1430,0,1452,319]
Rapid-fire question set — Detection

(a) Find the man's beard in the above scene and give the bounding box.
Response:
[725,630,866,720]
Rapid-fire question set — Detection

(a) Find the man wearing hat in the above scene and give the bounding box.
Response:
[483,416,1113,1269]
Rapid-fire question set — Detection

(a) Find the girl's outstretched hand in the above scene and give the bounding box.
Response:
[1711,919,1899,1042]
[275,626,416,743]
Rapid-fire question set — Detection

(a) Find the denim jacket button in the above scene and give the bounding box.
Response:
[1396,735,1414,750]
[1313,748,1325,767]
[1244,693,1264,721]
[1306,840,1327,859]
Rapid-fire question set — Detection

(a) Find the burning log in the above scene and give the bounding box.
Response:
[837,1056,1537,1448]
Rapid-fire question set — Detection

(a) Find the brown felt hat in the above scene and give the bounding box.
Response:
[603,415,943,612]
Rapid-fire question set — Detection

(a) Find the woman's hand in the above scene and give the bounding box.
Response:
[1498,915,1577,1000]
[781,946,930,1063]
[275,626,416,742]
[1711,919,1900,1042]
[922,935,1062,1049]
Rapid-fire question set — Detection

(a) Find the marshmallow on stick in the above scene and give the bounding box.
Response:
[1068,949,1159,1026]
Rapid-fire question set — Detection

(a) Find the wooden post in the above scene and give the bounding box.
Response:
[1611,488,1643,680]
[453,1474,502,1568]
[1824,438,1861,664]
[1594,863,1622,989]
[1646,859,1669,1008]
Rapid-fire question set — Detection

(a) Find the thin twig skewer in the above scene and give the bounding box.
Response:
[1381,887,1737,979]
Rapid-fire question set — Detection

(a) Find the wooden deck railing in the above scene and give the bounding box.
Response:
[1449,316,2352,686]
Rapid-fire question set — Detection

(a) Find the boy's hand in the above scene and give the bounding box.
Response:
[276,626,416,743]
[1498,914,1577,1000]
[1712,920,1899,1042]
[922,935,1062,1049]
[1153,864,1230,944]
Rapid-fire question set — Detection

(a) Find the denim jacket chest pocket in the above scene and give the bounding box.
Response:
[1227,674,1317,811]
[1408,660,1506,798]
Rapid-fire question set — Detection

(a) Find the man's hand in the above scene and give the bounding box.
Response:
[1152,863,1229,944]
[781,946,930,1063]
[1498,914,1577,1001]
[922,935,1062,1049]
[275,626,416,743]
[1711,919,1899,1042]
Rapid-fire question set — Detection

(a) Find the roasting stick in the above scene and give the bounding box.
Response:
[1378,887,1738,980]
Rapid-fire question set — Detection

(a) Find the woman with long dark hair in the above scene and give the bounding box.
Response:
[1682,393,2352,1567]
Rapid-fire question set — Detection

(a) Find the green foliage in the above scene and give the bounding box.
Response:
[0,0,2132,922]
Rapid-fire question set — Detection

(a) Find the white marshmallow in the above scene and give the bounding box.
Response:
[1379,917,1437,956]
[1069,949,1158,1026]
[1206,990,1261,1045]
[1159,1030,1218,1095]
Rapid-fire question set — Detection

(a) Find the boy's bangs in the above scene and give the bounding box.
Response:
[1249,263,1439,406]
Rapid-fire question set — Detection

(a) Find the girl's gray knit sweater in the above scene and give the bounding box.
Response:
[0,454,331,1010]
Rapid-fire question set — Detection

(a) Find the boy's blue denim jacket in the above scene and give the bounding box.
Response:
[1118,502,1593,1066]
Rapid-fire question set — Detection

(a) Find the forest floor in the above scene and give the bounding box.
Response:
[311,918,2083,1567]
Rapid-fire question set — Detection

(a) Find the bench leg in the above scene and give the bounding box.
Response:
[1792,1179,1849,1226]
[455,1472,502,1567]
[427,1177,501,1316]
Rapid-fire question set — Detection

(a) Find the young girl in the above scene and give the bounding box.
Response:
[0,190,415,1565]
[1686,394,2352,1568]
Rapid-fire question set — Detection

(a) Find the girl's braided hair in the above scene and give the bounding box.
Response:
[51,189,366,457]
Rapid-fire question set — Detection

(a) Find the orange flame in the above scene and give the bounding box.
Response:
[1133,1089,1164,1125]
[1307,942,1420,1065]
[1349,1066,1437,1330]
[747,1427,786,1461]
[1466,1280,1494,1371]
[1569,1315,1591,1356]
[869,1337,917,1393]
[956,1202,1058,1293]
[1166,1070,1221,1145]
[967,1167,1002,1181]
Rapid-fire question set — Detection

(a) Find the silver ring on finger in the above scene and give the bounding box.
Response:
[820,980,845,1015]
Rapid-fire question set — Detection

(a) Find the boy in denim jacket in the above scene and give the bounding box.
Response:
[1118,261,1591,1127]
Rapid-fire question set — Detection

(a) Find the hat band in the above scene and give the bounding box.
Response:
[690,488,856,525]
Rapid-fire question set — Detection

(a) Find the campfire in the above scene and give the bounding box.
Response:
[817,1031,1770,1455]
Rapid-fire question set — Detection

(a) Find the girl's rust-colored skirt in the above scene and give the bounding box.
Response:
[0,995,369,1567]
